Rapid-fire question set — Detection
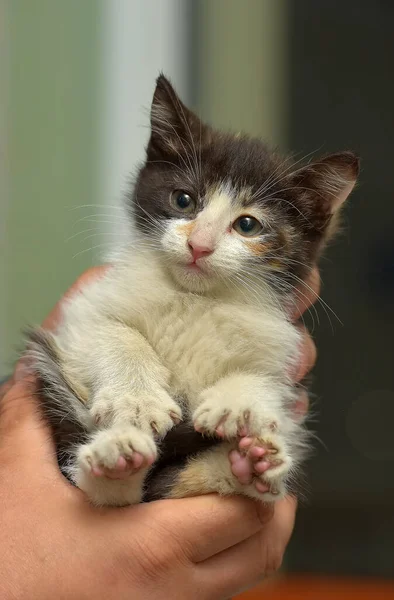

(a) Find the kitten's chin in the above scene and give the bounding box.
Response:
[168,263,218,293]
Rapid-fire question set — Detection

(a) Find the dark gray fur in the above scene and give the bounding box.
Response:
[26,328,90,477]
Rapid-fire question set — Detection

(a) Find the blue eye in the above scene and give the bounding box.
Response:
[170,190,196,213]
[233,216,263,237]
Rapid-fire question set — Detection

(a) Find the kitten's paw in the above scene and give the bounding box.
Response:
[77,426,157,481]
[229,434,291,502]
[90,388,182,438]
[193,389,278,439]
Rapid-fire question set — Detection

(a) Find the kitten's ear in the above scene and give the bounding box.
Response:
[288,151,359,232]
[147,74,206,159]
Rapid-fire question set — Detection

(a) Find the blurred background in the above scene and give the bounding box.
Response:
[2,0,394,596]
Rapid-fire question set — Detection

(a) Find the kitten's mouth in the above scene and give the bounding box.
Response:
[170,258,215,291]
[187,261,202,271]
[186,259,207,274]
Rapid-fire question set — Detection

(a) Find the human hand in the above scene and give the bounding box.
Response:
[291,266,319,415]
[0,266,318,599]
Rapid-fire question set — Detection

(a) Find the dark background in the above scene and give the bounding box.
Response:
[287,0,394,577]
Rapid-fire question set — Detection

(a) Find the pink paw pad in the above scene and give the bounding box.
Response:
[91,452,155,480]
[229,450,253,484]
[230,436,284,495]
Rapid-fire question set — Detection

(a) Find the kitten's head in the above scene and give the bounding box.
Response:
[131,74,359,296]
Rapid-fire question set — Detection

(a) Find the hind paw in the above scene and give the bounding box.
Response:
[229,434,291,501]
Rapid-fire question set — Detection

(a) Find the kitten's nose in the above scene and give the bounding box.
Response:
[188,240,213,262]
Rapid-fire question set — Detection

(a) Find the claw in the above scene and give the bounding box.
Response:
[215,424,225,437]
[150,421,159,434]
[170,411,182,424]
[215,412,230,438]
[240,410,250,436]
[238,425,248,437]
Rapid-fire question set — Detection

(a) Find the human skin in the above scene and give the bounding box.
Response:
[0,266,318,599]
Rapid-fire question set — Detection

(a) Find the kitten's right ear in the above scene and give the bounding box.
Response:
[147,74,207,160]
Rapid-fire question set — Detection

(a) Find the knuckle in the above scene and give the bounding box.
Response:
[304,333,317,370]
[263,548,284,576]
[293,389,309,419]
[74,266,106,291]
[118,531,175,587]
[294,327,317,381]
[259,538,284,577]
[145,511,193,568]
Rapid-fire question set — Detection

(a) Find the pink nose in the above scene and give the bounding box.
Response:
[188,241,213,262]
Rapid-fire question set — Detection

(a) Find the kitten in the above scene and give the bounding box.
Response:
[26,75,359,506]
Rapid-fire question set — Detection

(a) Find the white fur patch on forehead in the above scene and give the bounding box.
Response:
[201,182,269,226]
[236,185,255,207]
[200,182,235,225]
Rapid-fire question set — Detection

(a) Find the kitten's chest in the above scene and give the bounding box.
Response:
[134,294,265,393]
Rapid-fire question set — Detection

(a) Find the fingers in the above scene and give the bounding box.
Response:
[292,324,317,383]
[42,265,107,330]
[0,376,57,463]
[291,266,321,321]
[292,388,309,420]
[288,266,318,406]
[289,267,318,406]
[150,495,274,562]
[196,496,297,597]
[0,376,14,400]
[0,362,37,430]
[287,326,314,420]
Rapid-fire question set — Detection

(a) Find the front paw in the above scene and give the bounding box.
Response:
[193,388,279,439]
[77,425,157,480]
[90,387,182,438]
[73,426,157,506]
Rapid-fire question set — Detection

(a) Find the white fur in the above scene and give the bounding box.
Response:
[54,191,302,505]
[75,426,156,506]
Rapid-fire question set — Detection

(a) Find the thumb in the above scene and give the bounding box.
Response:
[0,363,57,464]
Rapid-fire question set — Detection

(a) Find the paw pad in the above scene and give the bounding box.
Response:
[78,426,157,481]
[230,435,291,501]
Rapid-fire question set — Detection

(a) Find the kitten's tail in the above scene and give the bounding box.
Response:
[25,327,91,474]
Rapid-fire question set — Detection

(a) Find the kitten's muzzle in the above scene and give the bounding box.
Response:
[187,240,214,263]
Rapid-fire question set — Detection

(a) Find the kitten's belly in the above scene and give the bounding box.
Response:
[140,295,263,397]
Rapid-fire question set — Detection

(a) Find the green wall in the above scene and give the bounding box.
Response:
[2,0,289,375]
[196,0,289,147]
[2,1,101,374]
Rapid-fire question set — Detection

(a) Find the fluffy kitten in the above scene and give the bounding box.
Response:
[27,75,359,506]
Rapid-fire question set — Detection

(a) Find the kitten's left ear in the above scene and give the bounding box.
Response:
[147,74,207,160]
[287,151,359,236]
[290,151,359,213]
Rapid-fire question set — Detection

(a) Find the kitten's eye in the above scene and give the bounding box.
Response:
[170,190,196,214]
[233,216,263,237]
